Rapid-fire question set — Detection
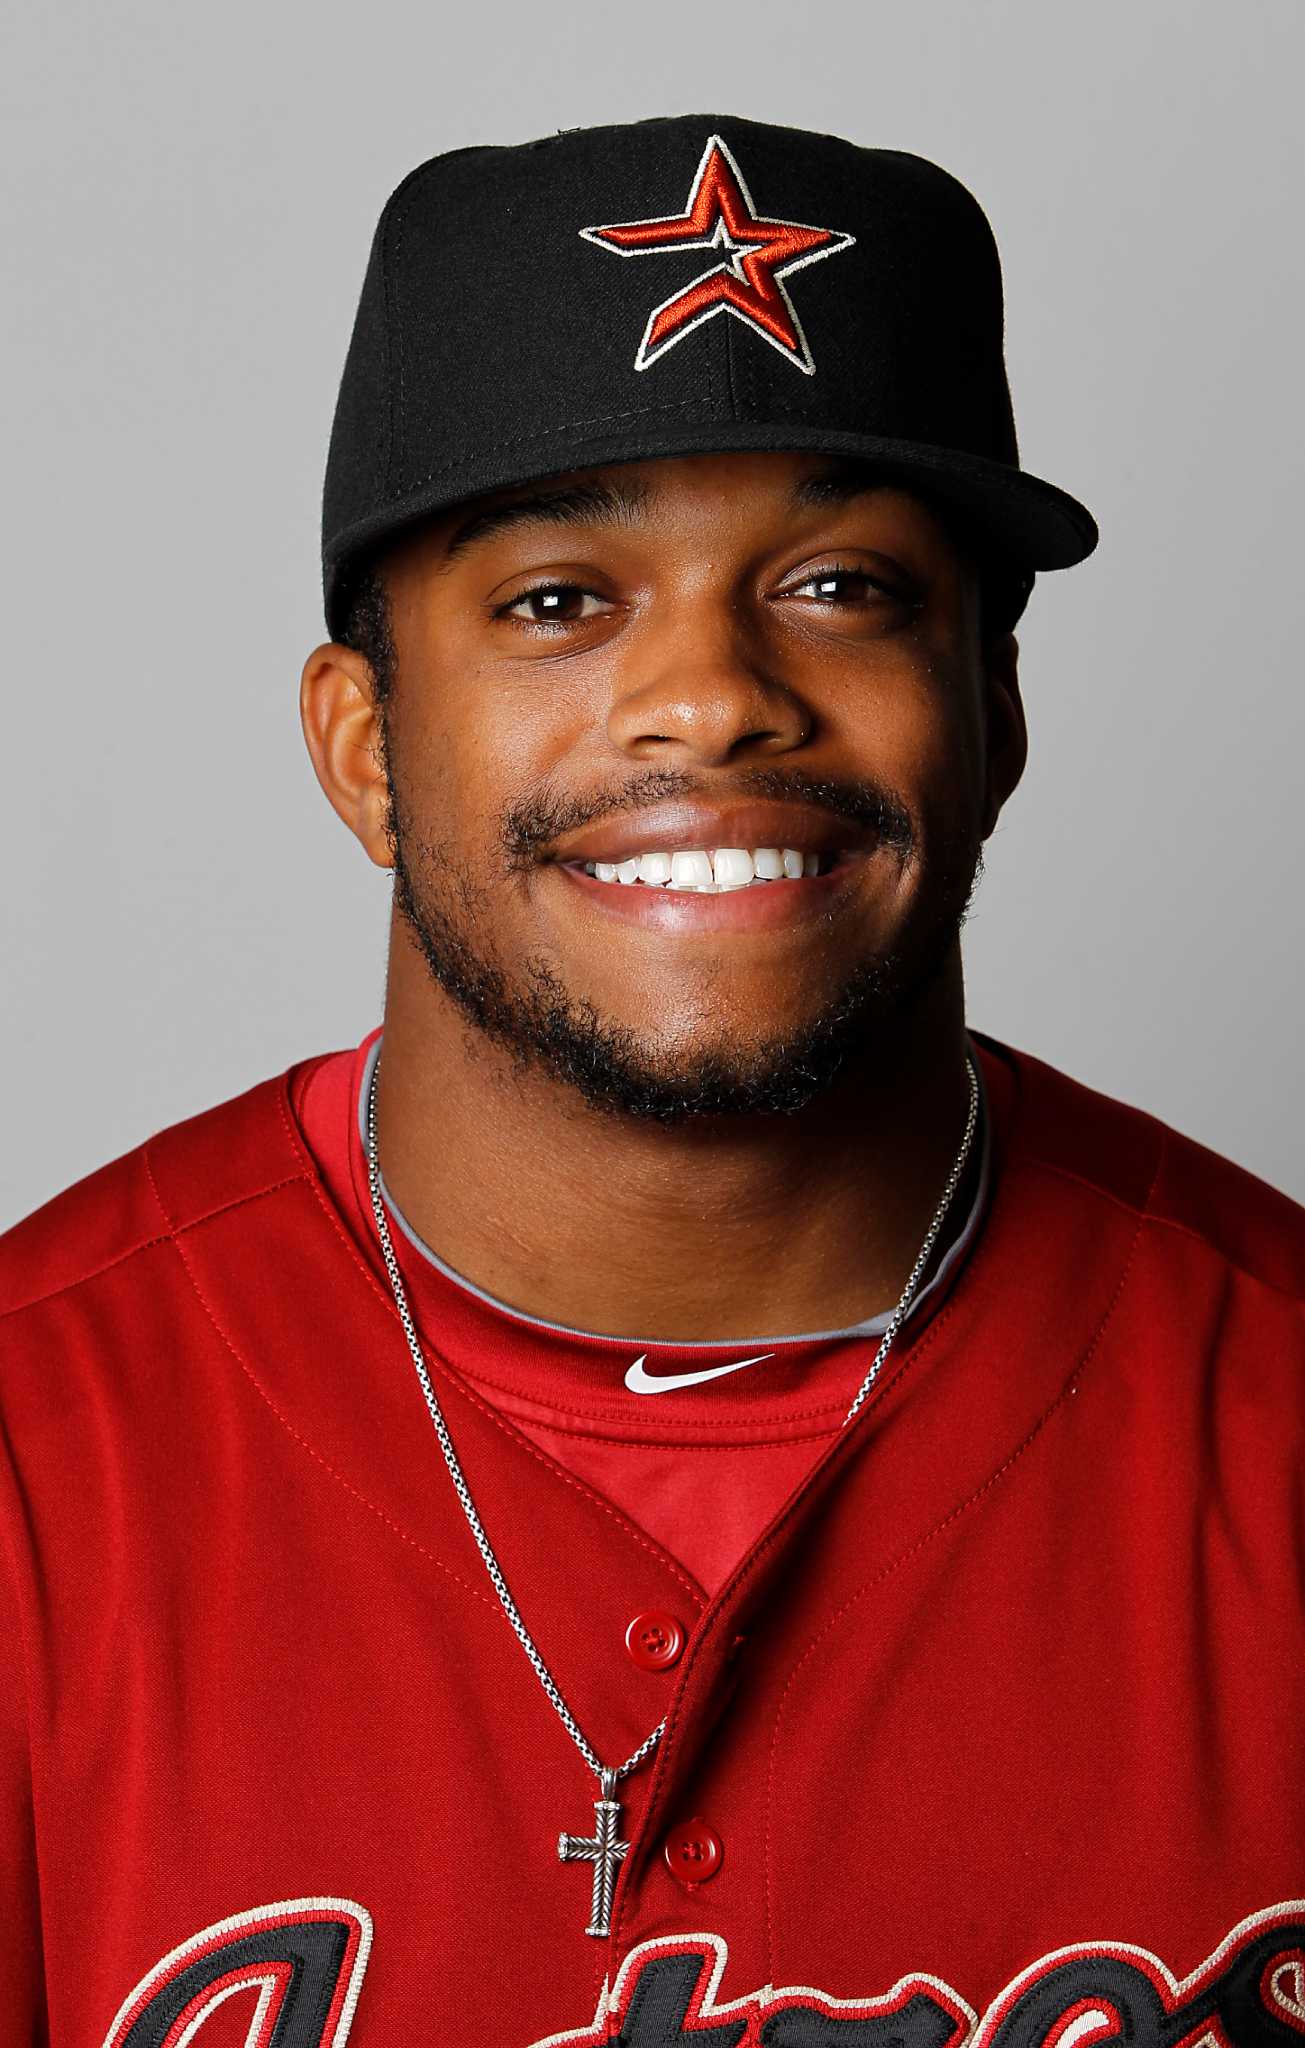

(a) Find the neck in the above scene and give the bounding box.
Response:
[372,928,977,1344]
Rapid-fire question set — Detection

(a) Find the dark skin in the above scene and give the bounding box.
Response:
[299,451,1027,1341]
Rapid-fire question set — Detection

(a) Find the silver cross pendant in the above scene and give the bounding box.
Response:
[558,1769,629,1938]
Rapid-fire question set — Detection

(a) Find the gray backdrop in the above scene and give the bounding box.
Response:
[3,0,1301,1226]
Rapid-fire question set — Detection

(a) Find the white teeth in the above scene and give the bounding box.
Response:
[670,850,714,890]
[584,845,825,889]
[711,848,754,888]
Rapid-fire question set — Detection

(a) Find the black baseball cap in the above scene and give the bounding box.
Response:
[321,112,1098,640]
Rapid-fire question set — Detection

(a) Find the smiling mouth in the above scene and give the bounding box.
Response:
[565,845,844,893]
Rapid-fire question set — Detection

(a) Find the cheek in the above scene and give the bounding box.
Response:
[908,681,981,795]
[394,660,600,877]
[835,638,981,801]
[450,670,603,818]
[390,660,501,806]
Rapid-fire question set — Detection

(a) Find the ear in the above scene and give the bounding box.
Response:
[299,643,394,870]
[979,631,1028,839]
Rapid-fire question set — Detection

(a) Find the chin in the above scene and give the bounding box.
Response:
[521,980,926,1126]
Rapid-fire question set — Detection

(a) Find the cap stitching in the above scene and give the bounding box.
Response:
[378,212,399,497]
[328,413,1096,548]
[349,395,732,509]
[375,160,436,501]
[387,150,506,505]
[724,307,739,420]
[388,193,415,502]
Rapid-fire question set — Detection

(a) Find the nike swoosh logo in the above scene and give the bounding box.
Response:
[624,1352,776,1394]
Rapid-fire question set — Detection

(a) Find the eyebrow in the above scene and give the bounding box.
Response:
[788,459,899,510]
[440,476,655,568]
[438,458,898,569]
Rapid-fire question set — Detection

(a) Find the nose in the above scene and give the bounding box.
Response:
[605,594,811,766]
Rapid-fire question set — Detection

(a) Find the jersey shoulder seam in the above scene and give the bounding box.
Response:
[0,1169,309,1327]
[1019,1152,1305,1309]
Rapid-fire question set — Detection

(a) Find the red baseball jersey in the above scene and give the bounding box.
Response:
[287,1022,998,1597]
[1,1027,1303,2047]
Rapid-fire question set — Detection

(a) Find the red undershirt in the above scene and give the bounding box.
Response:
[289,1025,992,1597]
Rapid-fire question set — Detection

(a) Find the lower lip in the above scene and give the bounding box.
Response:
[552,854,878,931]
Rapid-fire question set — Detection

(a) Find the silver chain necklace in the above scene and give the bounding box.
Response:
[365,1049,979,1937]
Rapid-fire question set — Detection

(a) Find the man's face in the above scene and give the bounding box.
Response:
[354,450,1024,1122]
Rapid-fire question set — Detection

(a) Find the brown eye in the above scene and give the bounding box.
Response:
[502,583,606,625]
[790,567,893,604]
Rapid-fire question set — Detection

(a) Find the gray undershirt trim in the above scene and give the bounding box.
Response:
[357,1031,992,1349]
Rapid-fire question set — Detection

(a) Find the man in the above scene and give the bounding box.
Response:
[2,113,1301,2048]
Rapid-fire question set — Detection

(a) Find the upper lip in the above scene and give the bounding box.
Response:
[550,802,870,867]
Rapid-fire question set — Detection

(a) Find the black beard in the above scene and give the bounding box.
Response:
[382,753,983,1128]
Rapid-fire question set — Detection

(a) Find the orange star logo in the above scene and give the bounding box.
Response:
[581,133,855,375]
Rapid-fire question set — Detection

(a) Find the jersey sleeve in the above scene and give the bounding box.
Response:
[0,1428,49,2043]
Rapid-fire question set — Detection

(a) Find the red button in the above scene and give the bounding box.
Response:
[625,1609,685,1671]
[663,1819,723,1886]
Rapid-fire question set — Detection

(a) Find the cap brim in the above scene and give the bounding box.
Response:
[323,423,1096,639]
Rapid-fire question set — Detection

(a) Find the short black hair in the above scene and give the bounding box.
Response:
[335,550,399,703]
[333,496,1033,702]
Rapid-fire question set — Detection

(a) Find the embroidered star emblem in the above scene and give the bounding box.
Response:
[580,133,855,376]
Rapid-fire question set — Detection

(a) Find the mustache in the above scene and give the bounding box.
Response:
[500,766,916,869]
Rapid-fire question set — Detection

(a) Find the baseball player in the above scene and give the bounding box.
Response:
[2,113,1302,2048]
